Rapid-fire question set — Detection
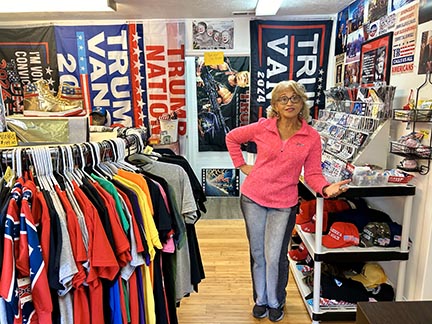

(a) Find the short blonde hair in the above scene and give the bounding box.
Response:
[266,80,310,119]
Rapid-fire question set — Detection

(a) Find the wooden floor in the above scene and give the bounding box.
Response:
[177,219,355,324]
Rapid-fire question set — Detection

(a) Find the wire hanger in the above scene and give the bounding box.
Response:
[112,137,140,172]
[99,140,118,176]
[75,144,94,182]
[89,142,113,179]
[65,145,83,186]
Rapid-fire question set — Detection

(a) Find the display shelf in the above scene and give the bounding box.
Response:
[389,141,432,160]
[299,179,416,198]
[289,262,358,322]
[296,181,415,323]
[391,76,432,175]
[393,108,432,122]
[288,256,313,317]
[296,225,409,262]
[301,87,414,323]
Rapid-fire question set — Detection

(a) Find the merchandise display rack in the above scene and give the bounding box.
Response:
[292,86,417,322]
[390,72,432,175]
[291,181,415,323]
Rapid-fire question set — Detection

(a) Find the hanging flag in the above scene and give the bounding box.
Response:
[55,25,139,127]
[250,20,333,124]
[0,26,59,115]
[142,20,186,146]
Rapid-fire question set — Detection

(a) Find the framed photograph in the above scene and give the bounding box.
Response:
[192,20,234,50]
[202,168,240,197]
[359,32,393,87]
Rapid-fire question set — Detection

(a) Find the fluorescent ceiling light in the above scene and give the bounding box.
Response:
[255,0,283,16]
[0,0,116,13]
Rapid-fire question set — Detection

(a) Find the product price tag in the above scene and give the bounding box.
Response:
[0,132,17,147]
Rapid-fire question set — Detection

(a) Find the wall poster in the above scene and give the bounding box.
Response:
[391,2,418,75]
[419,29,432,74]
[201,168,240,197]
[335,53,346,87]
[195,56,250,152]
[192,20,234,50]
[360,32,393,87]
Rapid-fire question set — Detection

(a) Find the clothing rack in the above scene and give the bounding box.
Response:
[0,127,146,175]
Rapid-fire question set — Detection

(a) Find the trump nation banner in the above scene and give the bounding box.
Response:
[250,20,333,124]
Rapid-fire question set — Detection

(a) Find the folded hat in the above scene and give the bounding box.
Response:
[367,283,395,301]
[367,208,393,223]
[360,222,391,247]
[320,274,370,303]
[288,242,308,261]
[322,222,360,248]
[300,218,317,233]
[296,254,314,268]
[349,263,387,288]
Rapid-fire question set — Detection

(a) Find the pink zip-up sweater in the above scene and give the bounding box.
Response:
[226,117,330,208]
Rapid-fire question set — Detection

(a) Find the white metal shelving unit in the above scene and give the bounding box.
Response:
[291,183,415,323]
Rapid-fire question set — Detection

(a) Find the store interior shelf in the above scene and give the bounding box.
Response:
[389,141,432,160]
[295,225,409,262]
[393,109,432,122]
[299,180,416,198]
[289,260,357,322]
[296,181,415,323]
[289,257,313,317]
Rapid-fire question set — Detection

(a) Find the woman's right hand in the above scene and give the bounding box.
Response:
[239,164,253,175]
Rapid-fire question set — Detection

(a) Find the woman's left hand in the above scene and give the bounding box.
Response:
[323,179,351,198]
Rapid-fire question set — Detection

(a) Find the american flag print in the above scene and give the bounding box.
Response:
[142,21,186,140]
[58,82,84,101]
[76,31,91,114]
[128,22,148,129]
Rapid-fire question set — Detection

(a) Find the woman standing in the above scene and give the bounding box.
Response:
[225,80,349,322]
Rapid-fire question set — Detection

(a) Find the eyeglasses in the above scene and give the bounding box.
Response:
[277,95,301,105]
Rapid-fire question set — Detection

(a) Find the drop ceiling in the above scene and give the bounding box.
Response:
[0,0,354,23]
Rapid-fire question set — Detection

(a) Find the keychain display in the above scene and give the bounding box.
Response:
[316,84,399,183]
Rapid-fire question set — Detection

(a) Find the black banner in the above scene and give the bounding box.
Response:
[250,20,333,124]
[0,26,58,115]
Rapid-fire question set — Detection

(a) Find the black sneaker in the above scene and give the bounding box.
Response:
[252,304,268,319]
[268,306,284,322]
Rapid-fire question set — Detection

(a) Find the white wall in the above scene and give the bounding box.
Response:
[381,18,432,300]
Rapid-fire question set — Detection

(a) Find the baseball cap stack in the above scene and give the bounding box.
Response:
[296,199,353,233]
